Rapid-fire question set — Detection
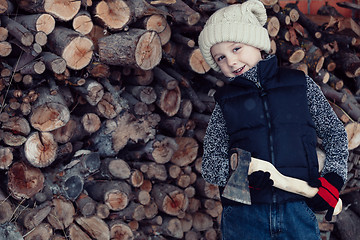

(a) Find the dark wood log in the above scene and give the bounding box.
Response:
[15,13,55,35]
[0,15,34,46]
[98,28,162,71]
[16,0,81,21]
[47,27,93,70]
[151,183,188,216]
[75,216,110,240]
[91,112,160,157]
[84,180,131,211]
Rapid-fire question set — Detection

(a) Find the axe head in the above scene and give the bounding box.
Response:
[222,148,252,205]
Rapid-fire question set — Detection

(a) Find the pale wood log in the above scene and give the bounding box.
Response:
[34,31,47,46]
[24,131,58,168]
[51,115,85,144]
[93,0,166,31]
[171,137,198,167]
[332,51,360,78]
[319,82,346,103]
[47,26,93,70]
[153,66,178,90]
[40,51,66,74]
[0,15,34,46]
[132,161,168,181]
[265,15,280,37]
[68,223,92,240]
[99,158,132,180]
[175,46,210,74]
[19,59,45,75]
[192,212,213,232]
[15,13,55,35]
[166,0,200,26]
[108,220,134,240]
[155,84,181,117]
[97,78,129,118]
[301,40,325,76]
[0,26,9,41]
[16,0,81,21]
[23,223,53,240]
[98,28,162,71]
[73,10,93,35]
[0,188,13,224]
[158,116,187,137]
[18,201,52,230]
[76,193,97,217]
[75,216,110,240]
[195,177,220,200]
[129,169,144,188]
[7,161,44,200]
[0,41,12,57]
[29,86,70,131]
[345,122,360,150]
[73,78,104,106]
[2,131,27,147]
[151,183,188,216]
[126,85,157,105]
[81,112,101,134]
[90,112,160,157]
[110,201,146,221]
[47,197,75,230]
[2,116,30,137]
[144,201,158,219]
[86,61,110,79]
[96,203,110,219]
[185,230,201,240]
[163,66,208,113]
[276,39,305,64]
[84,180,131,211]
[135,189,151,205]
[122,91,151,116]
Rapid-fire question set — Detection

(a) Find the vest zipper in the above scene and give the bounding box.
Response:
[254,80,277,203]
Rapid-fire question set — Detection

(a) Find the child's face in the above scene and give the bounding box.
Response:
[211,41,262,78]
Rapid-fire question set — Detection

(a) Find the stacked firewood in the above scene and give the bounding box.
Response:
[0,0,360,239]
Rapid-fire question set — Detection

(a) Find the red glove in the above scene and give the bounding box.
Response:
[307,173,343,221]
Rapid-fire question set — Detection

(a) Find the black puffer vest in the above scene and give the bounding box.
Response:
[215,56,319,204]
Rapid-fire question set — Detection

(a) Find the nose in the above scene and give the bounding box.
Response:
[226,54,237,66]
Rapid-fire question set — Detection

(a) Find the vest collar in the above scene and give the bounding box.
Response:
[229,55,278,87]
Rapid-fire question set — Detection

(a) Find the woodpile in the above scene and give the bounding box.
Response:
[0,0,360,239]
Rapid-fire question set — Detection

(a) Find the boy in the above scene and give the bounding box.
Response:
[198,1,348,239]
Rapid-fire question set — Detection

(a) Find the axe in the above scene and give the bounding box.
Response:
[222,148,342,216]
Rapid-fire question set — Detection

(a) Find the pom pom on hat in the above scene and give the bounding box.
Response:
[198,0,271,72]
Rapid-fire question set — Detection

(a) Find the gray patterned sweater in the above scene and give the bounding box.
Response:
[201,55,348,187]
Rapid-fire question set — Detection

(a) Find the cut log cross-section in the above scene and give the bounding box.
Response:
[29,87,70,132]
[98,28,162,70]
[47,27,93,70]
[16,0,81,22]
[7,161,45,200]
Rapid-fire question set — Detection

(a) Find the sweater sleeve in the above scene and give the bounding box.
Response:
[306,75,348,183]
[201,103,230,187]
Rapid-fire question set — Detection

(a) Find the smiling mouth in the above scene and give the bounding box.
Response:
[233,65,245,75]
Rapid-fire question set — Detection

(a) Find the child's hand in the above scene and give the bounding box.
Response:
[306,173,343,221]
[248,171,273,190]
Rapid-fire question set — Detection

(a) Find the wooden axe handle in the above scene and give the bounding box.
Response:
[249,157,342,215]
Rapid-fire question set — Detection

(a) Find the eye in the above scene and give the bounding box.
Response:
[216,55,225,62]
[233,47,240,52]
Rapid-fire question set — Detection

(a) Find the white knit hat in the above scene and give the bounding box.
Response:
[198,0,271,72]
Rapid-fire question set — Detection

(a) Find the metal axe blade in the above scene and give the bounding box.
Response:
[222,148,252,205]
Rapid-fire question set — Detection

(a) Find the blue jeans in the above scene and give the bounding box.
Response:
[221,201,320,240]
